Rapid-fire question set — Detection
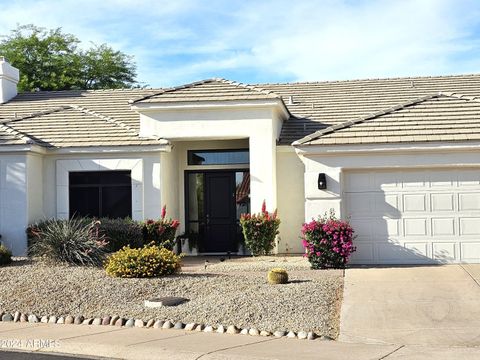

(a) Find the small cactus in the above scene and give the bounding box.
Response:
[267,268,288,284]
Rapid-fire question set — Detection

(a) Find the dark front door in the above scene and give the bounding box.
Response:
[204,172,235,252]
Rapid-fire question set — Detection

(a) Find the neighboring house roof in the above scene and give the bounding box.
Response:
[131,78,280,103]
[293,92,480,145]
[1,73,480,148]
[0,89,166,148]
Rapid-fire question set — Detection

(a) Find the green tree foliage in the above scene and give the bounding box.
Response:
[0,24,137,91]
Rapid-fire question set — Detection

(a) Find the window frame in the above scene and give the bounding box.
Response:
[187,148,249,166]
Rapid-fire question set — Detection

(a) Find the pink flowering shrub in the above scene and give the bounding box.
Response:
[301,211,356,269]
[240,200,280,256]
[143,205,180,251]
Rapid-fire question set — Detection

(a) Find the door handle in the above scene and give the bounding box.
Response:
[206,214,210,225]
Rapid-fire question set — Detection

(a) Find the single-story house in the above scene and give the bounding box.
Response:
[1,57,479,264]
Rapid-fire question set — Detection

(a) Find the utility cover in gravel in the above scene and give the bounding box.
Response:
[0,257,343,338]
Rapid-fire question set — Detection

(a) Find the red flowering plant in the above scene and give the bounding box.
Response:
[142,205,180,251]
[301,210,356,269]
[240,200,280,256]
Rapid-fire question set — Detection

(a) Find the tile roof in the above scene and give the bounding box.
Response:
[132,78,280,103]
[293,92,480,145]
[1,73,480,148]
[261,74,480,144]
[0,88,166,148]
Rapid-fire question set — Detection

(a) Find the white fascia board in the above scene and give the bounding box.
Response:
[295,141,480,157]
[45,144,171,155]
[131,99,290,118]
[0,144,46,154]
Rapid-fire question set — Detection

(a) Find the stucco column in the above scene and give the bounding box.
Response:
[249,133,277,213]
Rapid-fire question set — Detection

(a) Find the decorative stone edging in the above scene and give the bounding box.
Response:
[0,311,334,341]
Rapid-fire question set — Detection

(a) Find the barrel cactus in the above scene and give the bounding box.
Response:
[267,268,288,284]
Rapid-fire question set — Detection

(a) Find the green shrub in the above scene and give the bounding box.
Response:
[240,200,280,256]
[96,218,143,252]
[0,244,12,266]
[142,205,180,250]
[267,268,288,284]
[104,245,182,278]
[27,218,108,266]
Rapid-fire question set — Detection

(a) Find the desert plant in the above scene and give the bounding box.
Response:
[301,210,356,269]
[0,244,12,266]
[28,218,108,266]
[104,245,182,278]
[96,217,143,252]
[142,205,180,250]
[240,200,280,256]
[267,268,288,284]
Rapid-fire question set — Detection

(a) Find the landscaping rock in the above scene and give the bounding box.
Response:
[286,331,296,338]
[82,318,93,325]
[92,318,102,326]
[260,330,271,337]
[125,319,135,327]
[73,315,84,325]
[319,335,334,341]
[153,320,164,329]
[2,313,13,322]
[144,297,188,308]
[274,330,286,337]
[146,319,155,328]
[56,317,65,324]
[48,316,57,324]
[162,320,173,329]
[307,332,317,340]
[102,316,111,326]
[13,311,20,322]
[110,316,120,326]
[297,331,308,340]
[135,319,145,328]
[28,315,39,323]
[248,328,259,336]
[194,324,204,332]
[204,325,214,333]
[184,323,196,331]
[226,325,239,334]
[115,318,124,327]
[40,316,48,323]
[173,321,184,330]
[20,314,28,323]
[216,325,225,334]
[65,316,74,324]
[240,328,249,335]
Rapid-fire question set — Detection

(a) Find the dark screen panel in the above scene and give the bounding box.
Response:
[188,149,249,165]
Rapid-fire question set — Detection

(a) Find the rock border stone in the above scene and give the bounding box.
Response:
[0,311,331,341]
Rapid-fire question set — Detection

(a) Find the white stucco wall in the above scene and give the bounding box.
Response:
[276,147,305,254]
[135,102,286,213]
[0,154,28,255]
[297,142,480,221]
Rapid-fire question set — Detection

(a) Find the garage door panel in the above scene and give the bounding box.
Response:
[458,193,480,211]
[432,218,455,236]
[459,218,480,235]
[433,242,456,262]
[345,168,480,264]
[403,193,427,212]
[431,193,455,211]
[460,243,480,261]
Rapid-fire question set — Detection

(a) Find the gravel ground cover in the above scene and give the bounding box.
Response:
[0,257,344,338]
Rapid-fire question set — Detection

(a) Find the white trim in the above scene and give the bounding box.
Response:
[131,99,290,119]
[56,158,146,221]
[296,141,480,156]
[47,144,171,155]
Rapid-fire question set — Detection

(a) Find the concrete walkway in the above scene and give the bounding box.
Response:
[340,264,480,346]
[0,322,480,360]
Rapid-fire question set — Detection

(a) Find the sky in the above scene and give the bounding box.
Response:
[0,0,479,88]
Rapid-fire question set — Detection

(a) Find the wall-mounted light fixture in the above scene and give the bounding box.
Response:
[318,173,327,190]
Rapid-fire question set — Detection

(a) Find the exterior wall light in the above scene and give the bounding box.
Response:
[318,173,327,190]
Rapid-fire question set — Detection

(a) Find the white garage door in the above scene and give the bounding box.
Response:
[344,168,480,264]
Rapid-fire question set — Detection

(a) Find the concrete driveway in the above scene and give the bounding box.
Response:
[339,264,480,346]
